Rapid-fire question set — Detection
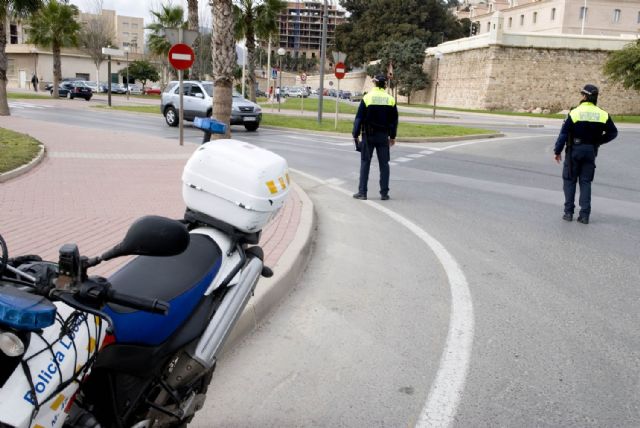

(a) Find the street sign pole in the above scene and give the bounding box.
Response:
[178,29,184,146]
[335,78,340,129]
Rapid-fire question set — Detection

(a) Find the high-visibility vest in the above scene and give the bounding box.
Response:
[363,87,395,107]
[569,102,609,124]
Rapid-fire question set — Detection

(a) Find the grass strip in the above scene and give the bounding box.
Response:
[93,104,497,137]
[8,92,52,100]
[262,115,495,138]
[0,128,41,174]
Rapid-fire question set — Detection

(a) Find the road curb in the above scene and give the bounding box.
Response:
[221,182,316,354]
[0,144,45,183]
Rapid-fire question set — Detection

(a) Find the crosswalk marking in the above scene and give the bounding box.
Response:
[9,102,53,109]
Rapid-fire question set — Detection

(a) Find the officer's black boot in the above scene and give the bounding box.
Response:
[577,216,589,224]
[353,193,367,200]
[562,213,573,222]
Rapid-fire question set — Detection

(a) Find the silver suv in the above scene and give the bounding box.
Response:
[160,80,262,131]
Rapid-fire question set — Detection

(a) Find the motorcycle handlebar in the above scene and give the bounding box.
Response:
[106,289,170,315]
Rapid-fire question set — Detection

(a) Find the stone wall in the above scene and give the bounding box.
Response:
[415,28,640,114]
[416,45,639,114]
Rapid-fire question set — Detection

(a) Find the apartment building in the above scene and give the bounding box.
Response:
[3,8,143,89]
[79,9,144,52]
[460,0,640,37]
[274,1,347,62]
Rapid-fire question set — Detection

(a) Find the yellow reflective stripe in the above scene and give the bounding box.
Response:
[266,180,278,194]
[50,394,65,411]
[278,177,287,190]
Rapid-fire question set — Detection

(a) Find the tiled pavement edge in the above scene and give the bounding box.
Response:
[0,115,315,350]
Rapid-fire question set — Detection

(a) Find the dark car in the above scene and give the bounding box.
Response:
[51,81,92,100]
[338,90,352,99]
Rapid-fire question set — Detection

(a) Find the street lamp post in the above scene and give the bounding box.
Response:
[124,47,130,100]
[317,0,328,124]
[277,47,285,112]
[432,52,443,120]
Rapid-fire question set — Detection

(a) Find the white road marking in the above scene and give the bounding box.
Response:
[325,177,345,186]
[421,149,437,154]
[408,154,425,158]
[291,168,474,428]
[394,157,413,162]
[389,162,397,166]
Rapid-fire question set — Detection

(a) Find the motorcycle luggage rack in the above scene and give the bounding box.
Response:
[183,209,260,245]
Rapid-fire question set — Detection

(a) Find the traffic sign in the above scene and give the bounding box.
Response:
[168,43,195,70]
[334,62,346,79]
[300,72,307,82]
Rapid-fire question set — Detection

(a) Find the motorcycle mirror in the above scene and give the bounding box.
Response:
[101,216,190,261]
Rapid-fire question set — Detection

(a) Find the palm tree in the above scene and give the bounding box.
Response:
[186,0,200,79]
[211,0,235,139]
[0,0,42,116]
[147,4,185,83]
[234,0,285,102]
[26,0,81,98]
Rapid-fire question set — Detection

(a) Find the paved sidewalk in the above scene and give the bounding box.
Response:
[0,116,314,333]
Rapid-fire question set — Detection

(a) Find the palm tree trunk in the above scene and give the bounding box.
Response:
[52,44,62,98]
[211,0,236,139]
[0,17,10,116]
[245,31,257,102]
[187,0,200,79]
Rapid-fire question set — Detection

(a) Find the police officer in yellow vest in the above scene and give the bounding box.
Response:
[352,75,399,201]
[554,84,618,224]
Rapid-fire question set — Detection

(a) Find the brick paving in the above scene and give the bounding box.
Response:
[0,115,301,277]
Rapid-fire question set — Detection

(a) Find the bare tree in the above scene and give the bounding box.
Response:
[77,2,114,88]
[210,0,236,139]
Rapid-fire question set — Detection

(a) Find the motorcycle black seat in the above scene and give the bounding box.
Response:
[104,233,222,346]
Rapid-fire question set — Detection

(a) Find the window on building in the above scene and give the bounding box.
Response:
[533,11,537,23]
[122,22,129,27]
[551,8,556,20]
[123,32,129,38]
[520,14,524,25]
[9,24,18,44]
[508,17,513,27]
[132,23,138,29]
[580,6,588,20]
[613,9,621,23]
[487,22,491,32]
[638,11,640,23]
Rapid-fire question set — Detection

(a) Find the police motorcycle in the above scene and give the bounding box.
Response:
[0,138,290,427]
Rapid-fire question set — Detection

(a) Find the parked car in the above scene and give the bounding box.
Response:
[109,83,127,94]
[285,86,308,98]
[349,91,364,102]
[338,90,352,100]
[127,84,143,95]
[51,81,92,100]
[81,81,99,93]
[161,80,262,131]
[144,86,162,95]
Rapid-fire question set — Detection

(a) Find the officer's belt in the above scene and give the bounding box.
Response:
[572,138,595,145]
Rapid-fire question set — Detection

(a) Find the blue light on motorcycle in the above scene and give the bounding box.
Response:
[0,285,56,331]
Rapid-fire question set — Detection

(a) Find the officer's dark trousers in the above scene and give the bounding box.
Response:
[358,131,390,196]
[563,144,596,217]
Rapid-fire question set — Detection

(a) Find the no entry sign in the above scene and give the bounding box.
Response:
[168,43,195,70]
[334,62,346,79]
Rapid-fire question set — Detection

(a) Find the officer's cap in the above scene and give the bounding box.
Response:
[372,74,387,84]
[580,84,599,96]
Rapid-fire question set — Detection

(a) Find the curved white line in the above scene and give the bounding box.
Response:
[290,168,474,428]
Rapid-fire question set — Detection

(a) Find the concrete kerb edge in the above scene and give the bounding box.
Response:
[220,182,316,355]
[0,144,45,183]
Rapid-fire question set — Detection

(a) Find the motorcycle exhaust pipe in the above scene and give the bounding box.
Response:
[191,256,263,368]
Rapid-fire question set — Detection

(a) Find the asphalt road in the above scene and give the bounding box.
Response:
[11,101,640,426]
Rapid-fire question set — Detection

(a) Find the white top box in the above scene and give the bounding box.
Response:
[182,139,290,233]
